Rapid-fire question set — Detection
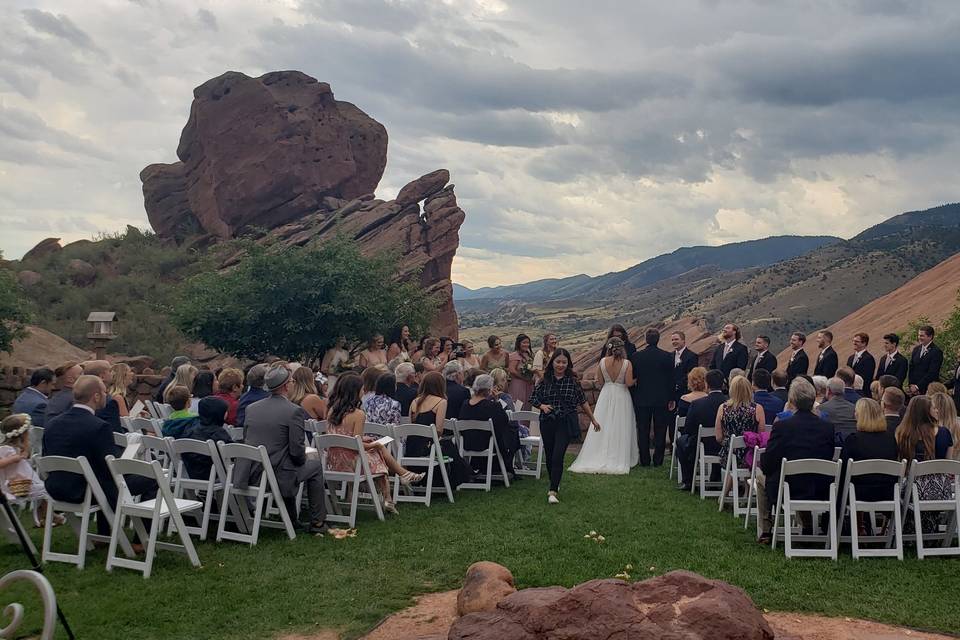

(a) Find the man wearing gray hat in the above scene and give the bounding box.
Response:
[244,365,328,534]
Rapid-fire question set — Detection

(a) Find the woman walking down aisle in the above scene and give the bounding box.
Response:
[569,338,638,474]
[529,348,601,504]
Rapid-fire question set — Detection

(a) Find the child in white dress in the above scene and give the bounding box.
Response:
[0,414,63,526]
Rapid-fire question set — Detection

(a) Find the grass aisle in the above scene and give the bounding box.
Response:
[1,460,958,639]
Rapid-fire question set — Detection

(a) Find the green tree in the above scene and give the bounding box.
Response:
[170,237,436,362]
[0,254,31,353]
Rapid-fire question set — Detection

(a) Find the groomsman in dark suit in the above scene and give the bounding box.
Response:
[747,335,777,384]
[944,355,960,412]
[785,332,810,384]
[630,328,675,467]
[908,325,943,396]
[670,330,698,405]
[813,330,839,378]
[876,333,908,387]
[710,323,748,379]
[846,332,876,397]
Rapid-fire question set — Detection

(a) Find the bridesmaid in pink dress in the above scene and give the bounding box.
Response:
[507,334,535,409]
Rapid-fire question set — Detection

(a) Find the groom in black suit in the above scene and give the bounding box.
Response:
[630,328,674,467]
[710,323,748,379]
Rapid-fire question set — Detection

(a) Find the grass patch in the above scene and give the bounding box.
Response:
[1,461,958,639]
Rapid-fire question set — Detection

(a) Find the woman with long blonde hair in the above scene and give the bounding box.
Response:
[289,366,327,419]
[929,392,960,460]
[108,363,135,416]
[163,364,198,403]
[715,376,766,469]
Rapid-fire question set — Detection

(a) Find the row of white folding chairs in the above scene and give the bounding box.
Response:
[507,410,544,479]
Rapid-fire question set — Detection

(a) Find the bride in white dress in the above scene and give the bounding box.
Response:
[570,337,639,474]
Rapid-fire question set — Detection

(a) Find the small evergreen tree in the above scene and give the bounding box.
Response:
[0,253,31,353]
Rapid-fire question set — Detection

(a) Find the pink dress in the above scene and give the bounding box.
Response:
[325,416,388,474]
[507,351,534,409]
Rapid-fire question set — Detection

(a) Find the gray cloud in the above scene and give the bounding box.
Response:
[21,9,106,57]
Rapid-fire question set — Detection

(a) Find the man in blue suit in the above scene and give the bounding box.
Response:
[12,368,54,426]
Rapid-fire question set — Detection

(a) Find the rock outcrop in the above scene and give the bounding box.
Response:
[141,70,387,240]
[67,259,97,286]
[449,570,774,640]
[22,238,61,262]
[456,561,517,616]
[141,71,464,337]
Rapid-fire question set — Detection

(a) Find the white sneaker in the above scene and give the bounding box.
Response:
[547,492,560,504]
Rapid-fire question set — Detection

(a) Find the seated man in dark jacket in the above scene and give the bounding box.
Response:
[758,377,836,541]
[43,375,156,537]
[458,374,519,476]
[677,369,728,489]
[443,361,471,420]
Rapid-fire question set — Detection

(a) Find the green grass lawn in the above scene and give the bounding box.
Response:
[1,461,959,639]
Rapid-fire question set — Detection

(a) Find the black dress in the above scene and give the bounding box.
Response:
[458,398,520,472]
[410,407,470,487]
[839,430,899,502]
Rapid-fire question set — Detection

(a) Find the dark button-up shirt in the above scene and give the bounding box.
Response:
[530,375,585,419]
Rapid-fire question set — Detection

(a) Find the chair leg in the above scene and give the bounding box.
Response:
[168,507,201,568]
[77,504,91,569]
[850,503,860,560]
[783,498,793,558]
[424,462,434,507]
[349,479,361,528]
[41,500,55,564]
[913,491,925,560]
[535,443,544,480]
[437,449,454,503]
[893,498,903,560]
[142,515,160,579]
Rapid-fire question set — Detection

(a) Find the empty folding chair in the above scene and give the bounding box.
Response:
[456,419,511,491]
[169,439,224,541]
[34,455,135,568]
[718,436,750,517]
[902,458,960,559]
[690,426,722,499]
[104,456,202,578]
[314,434,386,527]
[392,423,454,506]
[215,442,296,545]
[772,458,842,560]
[670,416,685,482]
[508,410,544,479]
[838,459,906,560]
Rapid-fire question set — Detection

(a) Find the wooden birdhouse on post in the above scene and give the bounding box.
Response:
[86,311,117,360]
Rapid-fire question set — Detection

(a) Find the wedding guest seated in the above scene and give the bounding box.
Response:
[882,387,905,434]
[716,376,765,471]
[360,366,384,412]
[479,335,508,372]
[463,368,481,392]
[12,367,54,427]
[757,378,835,543]
[289,366,327,420]
[154,355,190,403]
[677,367,708,417]
[458,374,520,476]
[771,370,789,404]
[869,380,882,402]
[324,372,423,514]
[83,360,123,433]
[358,333,388,369]
[108,363,135,417]
[163,364,198,404]
[242,367,328,533]
[677,369,727,490]
[410,372,471,487]
[840,398,899,504]
[190,370,218,413]
[930,392,960,459]
[819,377,857,442]
[878,374,902,392]
[895,395,955,532]
[728,368,746,389]
[43,375,157,543]
[366,373,401,426]
[836,367,861,404]
[162,386,198,437]
[444,361,470,419]
[812,375,828,409]
[926,381,949,397]
[45,361,83,424]
[394,363,418,416]
[214,368,244,425]
[180,397,231,480]
[752,369,783,425]
[236,363,269,428]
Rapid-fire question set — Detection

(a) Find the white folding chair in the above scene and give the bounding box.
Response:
[216,443,296,545]
[158,404,174,419]
[224,426,244,442]
[304,419,327,446]
[398,416,412,425]
[690,426,722,499]
[104,456,202,578]
[392,423,454,506]
[513,399,523,412]
[363,422,397,457]
[169,439,224,541]
[28,426,44,460]
[832,447,842,462]
[838,458,906,560]
[670,416,685,482]
[113,432,130,448]
[139,435,175,475]
[315,434,386,527]
[508,410,543,479]
[128,417,163,437]
[718,435,750,518]
[442,418,460,450]
[143,400,164,420]
[34,455,135,569]
[902,458,960,559]
[772,458,841,560]
[456,419,511,491]
[743,446,765,533]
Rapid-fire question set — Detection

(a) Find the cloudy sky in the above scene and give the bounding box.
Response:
[2,0,958,288]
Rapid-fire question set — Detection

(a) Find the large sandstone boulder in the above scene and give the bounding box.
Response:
[67,259,97,286]
[457,562,517,616]
[22,238,61,262]
[17,271,42,288]
[141,70,387,240]
[449,570,774,640]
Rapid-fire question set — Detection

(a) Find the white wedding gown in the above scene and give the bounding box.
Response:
[569,358,639,475]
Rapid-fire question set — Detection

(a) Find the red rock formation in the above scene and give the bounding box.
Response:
[21,238,61,262]
[141,70,465,338]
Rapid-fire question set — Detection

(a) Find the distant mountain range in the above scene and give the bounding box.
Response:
[454,235,841,301]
